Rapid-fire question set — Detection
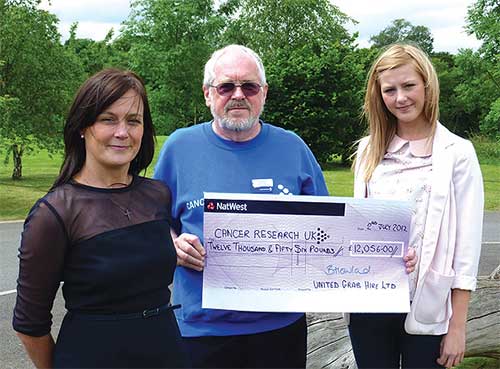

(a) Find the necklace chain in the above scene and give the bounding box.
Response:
[75,174,132,188]
[74,175,133,220]
[109,193,133,220]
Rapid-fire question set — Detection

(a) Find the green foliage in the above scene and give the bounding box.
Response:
[0,0,498,177]
[264,44,365,164]
[65,25,128,75]
[432,52,460,131]
[120,0,232,134]
[434,49,499,138]
[0,0,84,178]
[369,18,434,54]
[0,93,20,163]
[466,0,500,63]
[480,98,500,140]
[224,0,354,52]
[223,0,364,163]
[454,50,498,136]
[463,0,500,140]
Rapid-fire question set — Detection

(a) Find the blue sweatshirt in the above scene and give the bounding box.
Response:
[154,121,329,337]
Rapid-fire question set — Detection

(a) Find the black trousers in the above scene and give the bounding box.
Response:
[53,306,187,368]
[348,313,444,369]
[182,314,307,368]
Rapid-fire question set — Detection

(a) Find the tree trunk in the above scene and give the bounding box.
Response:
[194,104,199,125]
[11,143,23,180]
[306,266,500,368]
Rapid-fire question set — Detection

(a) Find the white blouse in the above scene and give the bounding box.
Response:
[368,135,433,300]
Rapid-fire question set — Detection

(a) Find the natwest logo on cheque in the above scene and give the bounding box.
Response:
[206,200,248,212]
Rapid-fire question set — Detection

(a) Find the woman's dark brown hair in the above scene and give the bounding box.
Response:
[52,68,155,189]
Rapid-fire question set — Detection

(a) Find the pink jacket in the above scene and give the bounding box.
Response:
[353,122,484,334]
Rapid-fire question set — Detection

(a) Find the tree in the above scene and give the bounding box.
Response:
[0,78,22,175]
[65,24,128,76]
[432,52,462,133]
[267,45,366,163]
[222,0,365,163]
[222,0,354,53]
[120,0,234,134]
[480,98,500,140]
[454,50,498,137]
[370,18,434,55]
[466,0,500,63]
[435,49,497,137]
[0,0,84,179]
[465,0,500,139]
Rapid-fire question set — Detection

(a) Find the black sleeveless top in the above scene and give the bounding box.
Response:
[13,176,176,337]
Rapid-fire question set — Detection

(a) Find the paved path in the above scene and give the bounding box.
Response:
[483,211,500,243]
[1,213,499,368]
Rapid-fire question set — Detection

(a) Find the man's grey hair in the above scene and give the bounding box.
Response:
[203,44,267,87]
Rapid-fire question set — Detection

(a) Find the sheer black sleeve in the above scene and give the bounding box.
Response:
[13,177,175,335]
[13,199,67,337]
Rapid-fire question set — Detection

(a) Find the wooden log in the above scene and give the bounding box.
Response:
[465,276,500,359]
[306,313,355,369]
[306,268,500,368]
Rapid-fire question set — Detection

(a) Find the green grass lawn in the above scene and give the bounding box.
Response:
[1,137,499,220]
[458,357,499,369]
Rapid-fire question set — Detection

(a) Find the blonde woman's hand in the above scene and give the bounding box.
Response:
[403,247,417,273]
[437,326,466,368]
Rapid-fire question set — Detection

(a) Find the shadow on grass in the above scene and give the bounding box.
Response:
[0,174,55,192]
[321,162,352,171]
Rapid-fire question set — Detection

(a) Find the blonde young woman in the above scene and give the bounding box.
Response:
[350,44,484,368]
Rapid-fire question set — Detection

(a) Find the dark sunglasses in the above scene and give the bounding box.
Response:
[210,82,262,97]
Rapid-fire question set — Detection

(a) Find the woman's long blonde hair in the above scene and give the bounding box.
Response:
[358,43,440,182]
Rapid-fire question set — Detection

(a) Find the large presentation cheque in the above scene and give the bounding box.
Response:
[202,193,411,313]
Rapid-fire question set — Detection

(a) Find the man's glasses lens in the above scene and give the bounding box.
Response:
[214,82,261,96]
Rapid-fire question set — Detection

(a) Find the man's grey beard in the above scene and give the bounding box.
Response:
[218,115,258,132]
[211,105,260,132]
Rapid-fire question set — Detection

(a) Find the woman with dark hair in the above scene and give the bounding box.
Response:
[13,68,187,368]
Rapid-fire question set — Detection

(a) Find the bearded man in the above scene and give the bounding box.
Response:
[154,44,329,368]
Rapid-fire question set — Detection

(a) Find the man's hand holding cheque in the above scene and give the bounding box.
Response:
[173,230,417,275]
[172,231,206,272]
